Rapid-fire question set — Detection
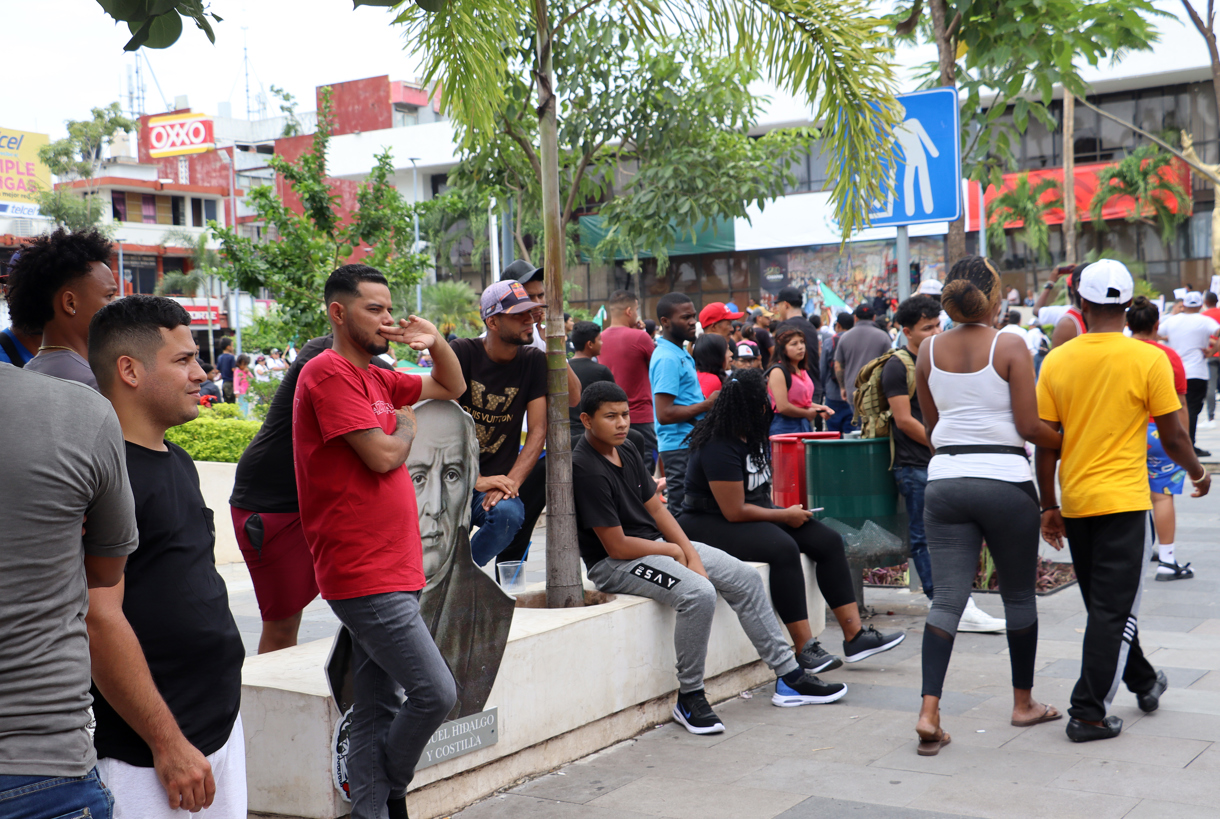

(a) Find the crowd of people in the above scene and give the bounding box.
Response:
[0,225,1213,819]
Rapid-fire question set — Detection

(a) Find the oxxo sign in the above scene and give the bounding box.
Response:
[147,113,214,159]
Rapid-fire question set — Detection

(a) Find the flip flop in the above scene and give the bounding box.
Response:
[916,729,951,756]
[1011,704,1062,727]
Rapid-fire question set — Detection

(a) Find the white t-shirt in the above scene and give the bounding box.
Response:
[1037,305,1069,327]
[1159,312,1220,380]
[1026,327,1048,357]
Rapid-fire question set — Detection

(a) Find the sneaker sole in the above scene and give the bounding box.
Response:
[771,684,848,707]
[799,655,844,673]
[672,705,724,735]
[1155,572,1194,581]
[843,632,906,663]
[957,620,1007,633]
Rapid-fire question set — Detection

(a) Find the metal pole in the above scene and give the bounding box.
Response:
[409,157,422,314]
[234,290,242,356]
[896,225,911,300]
[118,243,125,296]
[978,180,987,259]
[205,270,215,367]
[501,197,514,267]
[488,198,501,280]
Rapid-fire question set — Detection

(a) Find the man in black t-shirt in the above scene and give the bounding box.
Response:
[567,320,615,429]
[573,382,847,736]
[772,286,821,392]
[229,334,393,653]
[87,296,246,817]
[452,280,581,567]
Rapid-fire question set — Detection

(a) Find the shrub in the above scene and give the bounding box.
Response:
[166,406,262,463]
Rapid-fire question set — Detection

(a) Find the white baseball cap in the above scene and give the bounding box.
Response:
[1077,259,1134,305]
[917,278,943,296]
[1183,291,1205,308]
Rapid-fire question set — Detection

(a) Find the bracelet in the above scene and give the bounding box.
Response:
[1190,470,1208,483]
[1040,505,1059,513]
[1043,282,1054,290]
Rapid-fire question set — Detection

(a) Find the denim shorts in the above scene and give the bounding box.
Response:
[0,767,113,819]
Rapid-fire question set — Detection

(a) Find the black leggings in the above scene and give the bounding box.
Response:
[676,511,856,623]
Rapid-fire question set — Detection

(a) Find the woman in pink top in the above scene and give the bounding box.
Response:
[767,328,832,435]
[234,353,252,417]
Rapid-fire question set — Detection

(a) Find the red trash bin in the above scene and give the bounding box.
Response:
[770,432,840,507]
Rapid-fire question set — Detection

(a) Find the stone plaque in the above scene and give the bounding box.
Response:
[417,707,499,770]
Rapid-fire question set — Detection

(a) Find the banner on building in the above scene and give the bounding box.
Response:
[0,127,51,207]
[147,113,215,159]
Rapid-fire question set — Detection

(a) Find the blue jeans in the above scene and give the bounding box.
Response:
[328,592,456,819]
[824,398,857,435]
[894,465,933,597]
[769,415,812,436]
[469,491,526,567]
[0,768,113,819]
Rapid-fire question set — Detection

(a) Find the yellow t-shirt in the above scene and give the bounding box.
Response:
[1037,332,1181,517]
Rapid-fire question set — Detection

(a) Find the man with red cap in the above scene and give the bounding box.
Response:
[699,302,744,340]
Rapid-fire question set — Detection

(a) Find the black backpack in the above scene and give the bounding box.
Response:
[0,332,25,368]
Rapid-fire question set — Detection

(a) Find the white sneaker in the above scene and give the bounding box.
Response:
[1201,420,1216,430]
[958,596,1006,633]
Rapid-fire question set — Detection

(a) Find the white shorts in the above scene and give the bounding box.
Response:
[98,714,246,819]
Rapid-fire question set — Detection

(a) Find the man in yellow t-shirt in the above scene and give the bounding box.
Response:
[1036,260,1210,743]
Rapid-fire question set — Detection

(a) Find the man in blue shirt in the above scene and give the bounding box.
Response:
[216,337,236,403]
[1,252,39,367]
[650,293,717,515]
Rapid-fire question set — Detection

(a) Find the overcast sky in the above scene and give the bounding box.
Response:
[6,0,1213,142]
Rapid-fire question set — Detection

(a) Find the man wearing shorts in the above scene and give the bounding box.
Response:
[230,335,393,653]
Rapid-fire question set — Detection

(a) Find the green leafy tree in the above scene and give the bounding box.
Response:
[421,280,481,338]
[95,1,223,50]
[1089,145,1192,247]
[212,89,429,339]
[892,0,1164,265]
[37,103,135,230]
[154,270,207,296]
[393,0,902,607]
[986,173,1062,264]
[270,85,304,137]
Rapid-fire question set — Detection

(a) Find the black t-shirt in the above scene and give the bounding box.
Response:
[754,326,774,368]
[774,316,821,388]
[572,437,660,569]
[451,337,548,477]
[881,349,929,469]
[92,442,245,767]
[683,437,772,513]
[568,357,616,429]
[230,335,391,512]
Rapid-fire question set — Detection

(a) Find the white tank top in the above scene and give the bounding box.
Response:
[926,332,1032,483]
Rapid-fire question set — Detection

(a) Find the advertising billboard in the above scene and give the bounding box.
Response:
[147,112,215,159]
[0,127,51,215]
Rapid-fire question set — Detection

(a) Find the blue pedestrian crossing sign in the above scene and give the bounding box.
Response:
[870,87,961,227]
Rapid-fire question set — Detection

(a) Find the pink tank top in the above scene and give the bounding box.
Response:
[771,367,813,410]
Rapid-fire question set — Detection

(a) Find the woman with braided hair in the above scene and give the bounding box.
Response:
[677,367,905,673]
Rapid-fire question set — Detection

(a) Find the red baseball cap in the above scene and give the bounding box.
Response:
[699,302,744,327]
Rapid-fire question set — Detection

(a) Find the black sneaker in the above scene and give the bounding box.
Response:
[388,795,409,819]
[1194,446,1211,458]
[797,639,843,673]
[843,626,906,663]
[1137,670,1169,713]
[1155,561,1195,581]
[673,690,725,735]
[772,671,847,707]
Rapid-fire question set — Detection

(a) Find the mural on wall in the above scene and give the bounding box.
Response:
[327,400,515,798]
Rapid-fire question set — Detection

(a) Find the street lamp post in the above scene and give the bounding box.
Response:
[408,157,422,314]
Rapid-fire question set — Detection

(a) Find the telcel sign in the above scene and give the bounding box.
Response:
[0,127,50,208]
[147,113,214,159]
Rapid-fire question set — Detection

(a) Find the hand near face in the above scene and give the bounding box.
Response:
[380,316,440,350]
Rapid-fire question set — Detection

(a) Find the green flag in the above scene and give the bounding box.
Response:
[818,280,849,312]
[594,305,607,328]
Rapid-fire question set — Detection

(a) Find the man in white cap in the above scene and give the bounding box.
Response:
[1036,259,1209,743]
[1158,290,1220,453]
[917,278,951,331]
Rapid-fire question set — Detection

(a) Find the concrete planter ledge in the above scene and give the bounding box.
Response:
[242,559,825,819]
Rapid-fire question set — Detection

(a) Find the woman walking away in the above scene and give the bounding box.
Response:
[677,368,904,676]
[693,333,730,398]
[1127,296,1195,581]
[913,255,1064,755]
[766,328,832,436]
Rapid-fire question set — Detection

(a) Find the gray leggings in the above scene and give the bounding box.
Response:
[922,478,1041,697]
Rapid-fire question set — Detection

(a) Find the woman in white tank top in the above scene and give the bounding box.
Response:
[909,256,1064,756]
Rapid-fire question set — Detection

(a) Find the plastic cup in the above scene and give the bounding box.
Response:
[497,561,527,595]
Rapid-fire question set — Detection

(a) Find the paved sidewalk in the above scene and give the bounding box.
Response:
[451,473,1220,818]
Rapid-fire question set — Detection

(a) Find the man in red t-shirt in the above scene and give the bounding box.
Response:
[597,290,657,462]
[293,264,466,819]
[1201,291,1220,428]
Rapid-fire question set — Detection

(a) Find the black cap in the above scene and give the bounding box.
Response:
[776,286,803,307]
[503,259,543,284]
[854,303,875,320]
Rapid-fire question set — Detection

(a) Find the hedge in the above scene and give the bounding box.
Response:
[165,407,262,463]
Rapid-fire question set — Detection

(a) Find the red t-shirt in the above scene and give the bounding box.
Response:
[697,370,722,399]
[1140,339,1187,422]
[292,350,424,599]
[598,326,655,424]
[1204,309,1220,357]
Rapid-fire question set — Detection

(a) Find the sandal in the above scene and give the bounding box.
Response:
[1011,704,1062,727]
[916,728,951,756]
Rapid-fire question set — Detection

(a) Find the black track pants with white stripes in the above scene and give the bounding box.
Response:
[1063,510,1160,723]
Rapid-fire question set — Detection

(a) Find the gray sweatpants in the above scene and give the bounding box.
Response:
[587,541,799,693]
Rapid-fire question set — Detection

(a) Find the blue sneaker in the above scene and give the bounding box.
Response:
[673,690,725,734]
[771,672,848,707]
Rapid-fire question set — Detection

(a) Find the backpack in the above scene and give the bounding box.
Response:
[852,348,916,441]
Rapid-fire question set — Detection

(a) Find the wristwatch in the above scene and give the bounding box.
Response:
[1043,282,1055,290]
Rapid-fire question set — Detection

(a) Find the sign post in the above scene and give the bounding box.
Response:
[869,88,962,300]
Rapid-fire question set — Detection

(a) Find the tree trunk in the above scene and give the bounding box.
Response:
[1062,92,1076,265]
[533,0,583,609]
[931,0,966,266]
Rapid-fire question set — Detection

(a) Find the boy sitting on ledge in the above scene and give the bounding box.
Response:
[572,381,848,735]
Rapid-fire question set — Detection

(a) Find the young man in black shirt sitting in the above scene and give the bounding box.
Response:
[573,382,847,735]
[87,296,246,818]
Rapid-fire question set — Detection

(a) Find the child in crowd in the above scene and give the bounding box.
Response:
[234,353,251,416]
[572,381,848,735]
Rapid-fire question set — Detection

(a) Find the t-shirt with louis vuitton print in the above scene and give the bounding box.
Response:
[450,337,548,477]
